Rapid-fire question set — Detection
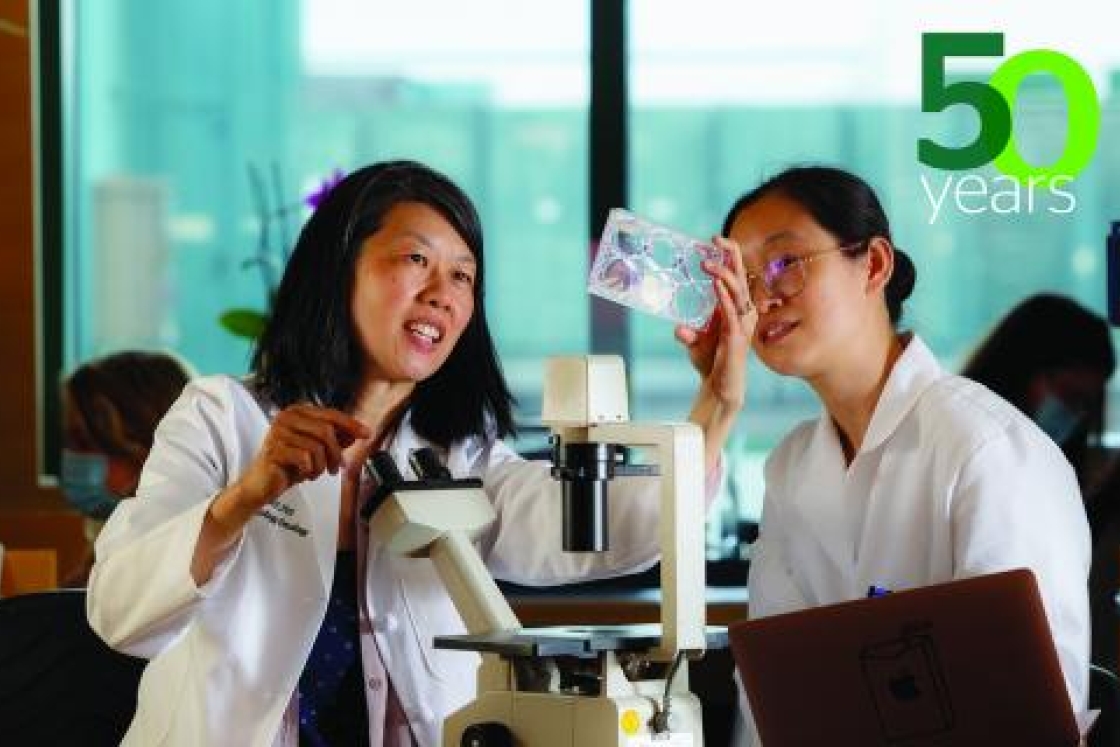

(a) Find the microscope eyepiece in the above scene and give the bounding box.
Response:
[409,447,452,480]
[360,448,482,524]
[368,450,404,486]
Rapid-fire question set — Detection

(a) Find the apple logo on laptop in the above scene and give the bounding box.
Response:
[862,633,954,740]
[888,671,921,701]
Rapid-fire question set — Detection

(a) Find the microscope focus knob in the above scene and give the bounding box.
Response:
[461,722,513,747]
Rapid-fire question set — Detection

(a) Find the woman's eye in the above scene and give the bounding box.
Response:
[453,270,474,285]
[407,252,428,266]
[774,255,800,271]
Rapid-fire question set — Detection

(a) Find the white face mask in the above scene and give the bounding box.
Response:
[1033,395,1086,447]
[60,449,118,519]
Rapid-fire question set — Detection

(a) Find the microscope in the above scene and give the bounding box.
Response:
[364,355,725,746]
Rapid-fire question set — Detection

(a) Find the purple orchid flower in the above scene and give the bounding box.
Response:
[303,168,346,209]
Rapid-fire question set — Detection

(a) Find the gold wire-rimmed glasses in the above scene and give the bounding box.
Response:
[744,241,865,305]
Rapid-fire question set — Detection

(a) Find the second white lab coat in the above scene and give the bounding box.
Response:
[87,376,675,747]
[739,335,1090,743]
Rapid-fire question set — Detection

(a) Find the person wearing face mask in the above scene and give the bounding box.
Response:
[961,294,1117,530]
[86,160,751,747]
[60,350,193,586]
[722,167,1091,745]
[961,294,1120,676]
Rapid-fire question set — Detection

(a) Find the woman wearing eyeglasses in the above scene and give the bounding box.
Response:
[723,166,1090,744]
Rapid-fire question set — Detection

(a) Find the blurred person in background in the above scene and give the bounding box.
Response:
[962,293,1119,672]
[60,350,193,585]
[961,293,1116,518]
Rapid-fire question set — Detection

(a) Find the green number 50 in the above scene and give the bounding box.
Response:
[918,32,1100,184]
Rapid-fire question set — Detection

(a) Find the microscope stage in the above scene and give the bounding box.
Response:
[434,624,728,658]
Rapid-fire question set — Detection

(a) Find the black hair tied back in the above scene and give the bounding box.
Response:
[886,248,917,326]
[723,165,917,327]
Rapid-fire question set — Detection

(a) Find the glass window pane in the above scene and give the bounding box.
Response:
[63,0,590,428]
[629,0,1120,526]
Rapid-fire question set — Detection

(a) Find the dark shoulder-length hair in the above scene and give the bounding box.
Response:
[961,293,1116,414]
[721,165,917,328]
[251,160,516,446]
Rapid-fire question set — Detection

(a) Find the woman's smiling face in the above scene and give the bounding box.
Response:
[349,201,477,385]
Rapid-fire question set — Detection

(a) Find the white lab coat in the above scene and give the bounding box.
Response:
[87,375,670,747]
[737,335,1090,744]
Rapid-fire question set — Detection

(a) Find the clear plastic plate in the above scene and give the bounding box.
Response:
[588,208,725,329]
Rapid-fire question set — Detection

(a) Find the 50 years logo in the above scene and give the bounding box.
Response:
[918,32,1100,222]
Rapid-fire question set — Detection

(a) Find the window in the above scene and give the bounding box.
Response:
[58,1,1120,556]
[62,0,590,416]
[628,0,1120,524]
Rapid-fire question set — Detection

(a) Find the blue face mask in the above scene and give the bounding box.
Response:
[60,449,119,520]
[1033,395,1086,447]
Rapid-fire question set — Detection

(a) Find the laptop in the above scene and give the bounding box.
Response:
[728,569,1080,747]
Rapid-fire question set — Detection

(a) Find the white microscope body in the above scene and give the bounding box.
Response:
[366,356,716,747]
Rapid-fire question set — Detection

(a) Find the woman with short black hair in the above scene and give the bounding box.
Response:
[250,160,514,447]
[88,160,752,747]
